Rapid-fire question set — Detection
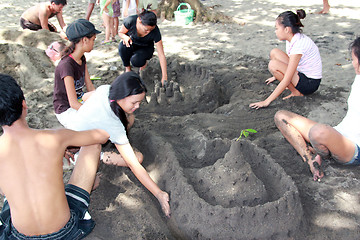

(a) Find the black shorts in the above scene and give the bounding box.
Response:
[295,72,321,95]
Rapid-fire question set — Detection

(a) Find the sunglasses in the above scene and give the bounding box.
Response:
[49,44,59,53]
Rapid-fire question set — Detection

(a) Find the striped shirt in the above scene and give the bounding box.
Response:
[286,33,322,79]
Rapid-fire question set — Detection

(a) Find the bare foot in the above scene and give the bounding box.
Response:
[309,155,324,181]
[283,91,304,100]
[156,191,171,218]
[317,6,330,14]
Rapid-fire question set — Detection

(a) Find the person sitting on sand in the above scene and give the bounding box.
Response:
[0,73,109,239]
[20,0,67,36]
[53,19,100,128]
[274,37,360,181]
[118,10,168,85]
[249,9,322,109]
[64,71,171,218]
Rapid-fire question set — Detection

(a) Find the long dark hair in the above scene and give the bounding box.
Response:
[109,72,147,134]
[277,9,306,34]
[138,10,157,26]
[350,37,360,66]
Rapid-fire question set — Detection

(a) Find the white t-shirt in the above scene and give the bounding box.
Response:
[334,75,360,146]
[68,85,129,145]
[286,33,322,79]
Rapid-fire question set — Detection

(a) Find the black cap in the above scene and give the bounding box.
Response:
[66,19,101,41]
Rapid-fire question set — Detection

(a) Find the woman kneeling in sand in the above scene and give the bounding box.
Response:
[274,37,360,181]
[250,9,322,109]
[66,72,171,217]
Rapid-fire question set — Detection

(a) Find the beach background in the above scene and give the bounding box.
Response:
[1,0,360,239]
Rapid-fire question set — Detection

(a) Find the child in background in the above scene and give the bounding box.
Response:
[122,0,138,19]
[53,19,100,128]
[112,0,121,42]
[249,9,322,109]
[100,0,115,44]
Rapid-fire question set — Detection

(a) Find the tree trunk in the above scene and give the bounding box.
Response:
[159,0,233,23]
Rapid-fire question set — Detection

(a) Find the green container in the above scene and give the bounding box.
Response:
[174,3,194,25]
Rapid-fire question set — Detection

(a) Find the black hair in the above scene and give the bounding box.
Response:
[277,9,306,34]
[138,10,157,26]
[109,72,147,134]
[350,37,360,66]
[61,32,96,58]
[0,74,25,126]
[51,0,67,6]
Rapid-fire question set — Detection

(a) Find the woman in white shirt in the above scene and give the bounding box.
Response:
[250,9,322,109]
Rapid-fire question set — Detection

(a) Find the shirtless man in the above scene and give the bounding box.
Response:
[0,73,109,239]
[20,0,67,34]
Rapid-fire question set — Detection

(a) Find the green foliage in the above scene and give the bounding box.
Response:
[236,129,257,141]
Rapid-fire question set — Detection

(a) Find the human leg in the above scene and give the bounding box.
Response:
[102,13,112,43]
[68,144,102,194]
[130,46,154,68]
[86,0,96,20]
[274,110,324,180]
[318,0,330,14]
[268,52,302,99]
[308,123,356,164]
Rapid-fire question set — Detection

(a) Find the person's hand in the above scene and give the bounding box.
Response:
[265,76,276,85]
[103,7,109,13]
[122,36,132,47]
[249,100,270,109]
[156,191,171,218]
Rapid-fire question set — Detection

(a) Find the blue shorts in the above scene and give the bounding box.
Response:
[0,184,95,239]
[295,72,321,95]
[343,144,360,166]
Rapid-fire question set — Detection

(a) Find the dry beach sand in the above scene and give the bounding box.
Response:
[1,0,360,239]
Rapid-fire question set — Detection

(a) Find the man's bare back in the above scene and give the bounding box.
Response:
[0,124,108,236]
[21,1,66,31]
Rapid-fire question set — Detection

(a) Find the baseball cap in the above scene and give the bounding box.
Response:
[66,19,101,41]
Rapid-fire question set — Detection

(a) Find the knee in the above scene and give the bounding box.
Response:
[269,48,281,60]
[309,124,331,143]
[137,152,144,164]
[274,110,289,127]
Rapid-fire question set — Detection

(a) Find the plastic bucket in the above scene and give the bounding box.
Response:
[174,3,194,25]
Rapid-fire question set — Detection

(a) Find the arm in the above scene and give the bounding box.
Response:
[64,76,83,110]
[84,65,95,91]
[58,128,109,149]
[39,5,51,30]
[123,0,130,17]
[249,54,302,109]
[155,40,168,86]
[56,11,66,29]
[103,0,112,12]
[115,143,171,217]
[118,25,132,47]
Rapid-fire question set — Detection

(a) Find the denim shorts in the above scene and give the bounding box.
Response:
[295,72,321,95]
[0,184,95,240]
[343,144,360,166]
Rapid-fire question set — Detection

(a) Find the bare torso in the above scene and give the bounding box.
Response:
[0,128,70,236]
[21,2,58,26]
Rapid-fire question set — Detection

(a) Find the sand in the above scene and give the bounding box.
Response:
[1,0,360,239]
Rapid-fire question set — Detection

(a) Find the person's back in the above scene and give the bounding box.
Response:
[0,128,71,235]
[0,73,109,239]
